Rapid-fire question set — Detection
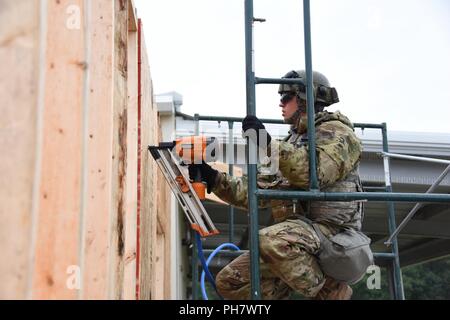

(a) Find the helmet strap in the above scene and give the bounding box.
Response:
[284,108,302,125]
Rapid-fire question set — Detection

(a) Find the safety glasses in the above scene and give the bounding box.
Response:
[280,93,296,105]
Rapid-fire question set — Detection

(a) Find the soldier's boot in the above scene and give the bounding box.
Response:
[313,277,352,300]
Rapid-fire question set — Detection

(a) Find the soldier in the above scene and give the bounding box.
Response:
[189,70,371,300]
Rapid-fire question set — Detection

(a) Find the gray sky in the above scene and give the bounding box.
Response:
[134,0,450,133]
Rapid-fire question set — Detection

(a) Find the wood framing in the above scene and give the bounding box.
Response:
[107,0,129,300]
[0,0,41,299]
[123,9,139,300]
[0,0,171,300]
[156,119,172,299]
[137,19,156,300]
[31,0,86,299]
[81,0,114,300]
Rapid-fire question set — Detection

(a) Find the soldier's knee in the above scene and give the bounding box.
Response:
[215,266,241,299]
[215,267,230,295]
[259,231,277,262]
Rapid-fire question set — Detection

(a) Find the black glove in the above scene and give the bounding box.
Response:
[188,162,219,194]
[242,115,272,148]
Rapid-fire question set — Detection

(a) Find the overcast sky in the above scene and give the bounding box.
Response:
[134,0,450,133]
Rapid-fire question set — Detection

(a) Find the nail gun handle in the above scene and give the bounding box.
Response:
[192,164,206,200]
[194,165,203,183]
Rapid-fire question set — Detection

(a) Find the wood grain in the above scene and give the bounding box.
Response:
[0,0,41,299]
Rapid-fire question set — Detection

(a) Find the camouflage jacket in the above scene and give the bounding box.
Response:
[212,111,364,231]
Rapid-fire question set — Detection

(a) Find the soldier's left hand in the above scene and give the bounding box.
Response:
[242,115,272,148]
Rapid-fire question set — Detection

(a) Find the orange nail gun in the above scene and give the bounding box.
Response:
[148,136,219,237]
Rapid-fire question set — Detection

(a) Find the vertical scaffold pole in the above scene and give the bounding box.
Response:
[303,0,319,191]
[382,123,405,300]
[244,0,261,299]
[228,121,235,244]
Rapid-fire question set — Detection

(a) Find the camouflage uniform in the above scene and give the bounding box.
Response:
[213,110,364,299]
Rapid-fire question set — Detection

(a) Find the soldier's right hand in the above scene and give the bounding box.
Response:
[188,162,219,194]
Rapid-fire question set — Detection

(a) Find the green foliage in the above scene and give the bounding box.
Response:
[352,256,450,300]
[352,267,390,300]
[402,257,450,300]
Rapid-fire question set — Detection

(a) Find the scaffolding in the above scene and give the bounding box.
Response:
[179,0,450,300]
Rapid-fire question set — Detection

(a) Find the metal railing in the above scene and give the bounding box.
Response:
[382,154,450,245]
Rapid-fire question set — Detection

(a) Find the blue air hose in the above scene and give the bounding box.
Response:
[194,232,240,300]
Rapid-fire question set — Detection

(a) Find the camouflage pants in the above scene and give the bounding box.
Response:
[216,219,332,299]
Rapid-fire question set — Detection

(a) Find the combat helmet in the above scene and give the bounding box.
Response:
[278,70,339,111]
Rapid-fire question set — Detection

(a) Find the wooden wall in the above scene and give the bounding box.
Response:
[0,0,171,300]
[137,19,172,300]
[0,0,41,300]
